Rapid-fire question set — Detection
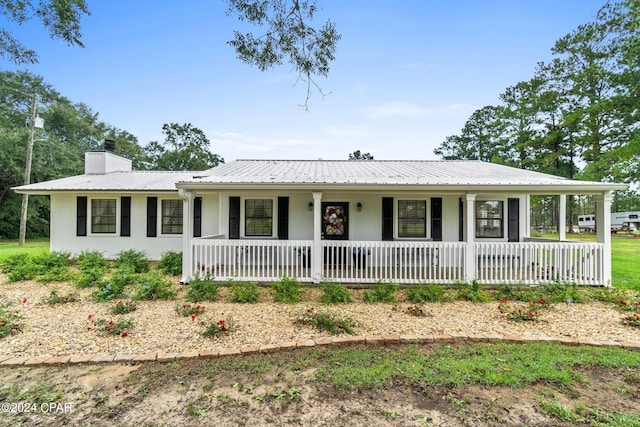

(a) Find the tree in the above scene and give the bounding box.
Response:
[1,0,90,64]
[348,150,373,160]
[225,0,340,109]
[145,123,224,171]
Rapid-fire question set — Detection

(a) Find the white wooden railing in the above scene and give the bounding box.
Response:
[189,239,605,286]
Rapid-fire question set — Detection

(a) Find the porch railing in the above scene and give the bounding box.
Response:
[189,239,605,286]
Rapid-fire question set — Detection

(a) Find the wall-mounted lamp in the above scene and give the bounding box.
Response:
[357,202,363,212]
[308,202,313,211]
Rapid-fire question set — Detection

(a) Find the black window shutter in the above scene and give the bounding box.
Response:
[193,197,202,238]
[76,196,87,236]
[508,198,519,242]
[431,197,443,241]
[278,197,289,240]
[229,196,240,239]
[382,197,394,241]
[120,196,131,236]
[459,198,464,241]
[147,197,157,237]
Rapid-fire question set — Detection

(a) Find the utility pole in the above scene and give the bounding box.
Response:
[19,94,37,246]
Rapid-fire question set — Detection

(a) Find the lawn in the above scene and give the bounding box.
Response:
[0,239,49,263]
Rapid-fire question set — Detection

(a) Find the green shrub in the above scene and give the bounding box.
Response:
[157,251,182,276]
[320,281,351,304]
[1,253,31,275]
[362,281,397,303]
[539,282,587,304]
[3,254,36,282]
[295,308,356,334]
[92,280,127,302]
[43,288,79,305]
[405,283,447,303]
[229,280,260,303]
[115,249,149,273]
[134,273,176,300]
[271,276,304,304]
[77,251,108,272]
[588,286,629,303]
[75,267,106,288]
[202,317,234,338]
[456,281,491,303]
[185,274,219,301]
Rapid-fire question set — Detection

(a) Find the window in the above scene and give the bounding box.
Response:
[398,200,426,238]
[245,199,273,236]
[91,199,116,233]
[162,200,183,234]
[475,200,504,238]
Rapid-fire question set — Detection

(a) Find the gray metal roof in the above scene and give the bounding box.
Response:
[13,171,197,194]
[14,160,627,194]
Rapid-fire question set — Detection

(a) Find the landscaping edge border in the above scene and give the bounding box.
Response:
[1,334,640,367]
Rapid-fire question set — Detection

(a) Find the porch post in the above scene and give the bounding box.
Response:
[311,192,323,283]
[595,191,613,286]
[464,194,476,283]
[524,194,531,239]
[559,194,567,241]
[178,189,194,284]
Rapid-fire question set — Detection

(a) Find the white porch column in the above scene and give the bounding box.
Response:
[524,194,531,238]
[311,192,323,283]
[464,194,476,282]
[558,194,567,241]
[595,192,613,286]
[179,189,194,284]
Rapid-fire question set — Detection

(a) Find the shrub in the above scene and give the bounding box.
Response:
[2,254,35,282]
[115,249,149,273]
[43,288,79,305]
[185,274,219,302]
[89,315,133,336]
[202,317,235,338]
[75,267,106,288]
[77,251,108,272]
[271,276,304,304]
[405,283,447,303]
[498,298,548,322]
[229,280,260,303]
[134,273,176,300]
[157,251,182,276]
[456,281,491,303]
[111,300,137,315]
[295,308,356,334]
[176,302,206,318]
[31,252,73,282]
[92,280,127,302]
[539,282,586,304]
[320,281,351,304]
[362,281,397,303]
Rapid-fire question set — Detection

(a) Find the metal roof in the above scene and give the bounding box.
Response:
[14,160,627,194]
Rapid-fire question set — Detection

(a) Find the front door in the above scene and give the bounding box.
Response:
[321,202,349,266]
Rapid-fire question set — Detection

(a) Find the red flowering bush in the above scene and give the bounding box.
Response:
[498,298,547,322]
[111,300,137,315]
[88,315,133,337]
[295,308,356,334]
[616,300,640,312]
[621,313,640,328]
[202,317,235,338]
[392,304,431,317]
[176,301,206,317]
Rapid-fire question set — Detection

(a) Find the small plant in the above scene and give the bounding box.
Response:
[176,302,206,317]
[296,308,356,334]
[77,250,108,271]
[229,280,260,303]
[498,298,547,322]
[43,288,79,305]
[456,281,491,302]
[393,304,430,317]
[271,275,304,304]
[621,313,640,328]
[75,267,106,288]
[0,304,22,338]
[88,315,132,337]
[157,251,182,276]
[91,280,127,302]
[202,317,235,338]
[615,300,640,312]
[320,281,351,304]
[115,249,149,273]
[134,273,176,300]
[111,300,137,314]
[186,274,219,301]
[405,283,447,303]
[362,280,397,303]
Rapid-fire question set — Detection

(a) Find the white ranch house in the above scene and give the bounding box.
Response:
[14,148,627,287]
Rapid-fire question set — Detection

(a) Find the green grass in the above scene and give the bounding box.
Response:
[0,239,49,263]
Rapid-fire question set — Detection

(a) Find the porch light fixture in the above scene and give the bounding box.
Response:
[357,202,363,212]
[308,202,313,211]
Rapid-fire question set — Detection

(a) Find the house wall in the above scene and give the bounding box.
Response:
[51,193,182,260]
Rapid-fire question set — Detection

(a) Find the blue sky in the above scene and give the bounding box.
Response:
[4,0,607,162]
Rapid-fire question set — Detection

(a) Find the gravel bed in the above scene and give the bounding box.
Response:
[1,277,639,358]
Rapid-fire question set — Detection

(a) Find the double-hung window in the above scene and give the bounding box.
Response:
[475,200,504,238]
[245,199,273,236]
[162,200,183,234]
[398,200,426,238]
[91,199,116,233]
